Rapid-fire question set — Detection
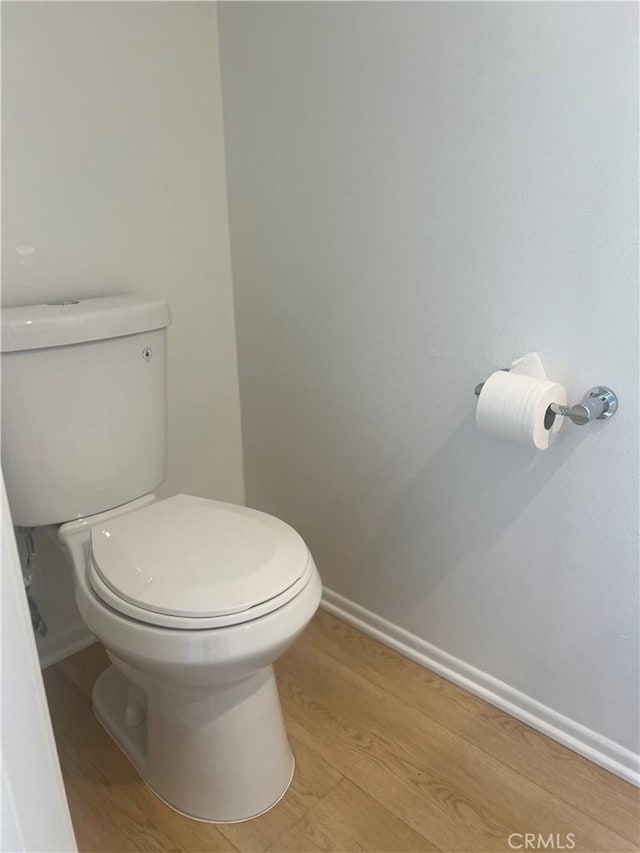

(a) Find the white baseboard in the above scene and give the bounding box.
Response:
[37,621,96,670]
[321,588,640,787]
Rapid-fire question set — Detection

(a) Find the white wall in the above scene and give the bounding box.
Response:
[219,1,639,772]
[2,475,77,852]
[2,1,244,660]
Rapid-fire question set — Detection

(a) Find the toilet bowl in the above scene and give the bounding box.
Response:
[59,492,322,822]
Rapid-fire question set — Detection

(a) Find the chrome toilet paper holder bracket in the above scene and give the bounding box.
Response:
[474,371,618,426]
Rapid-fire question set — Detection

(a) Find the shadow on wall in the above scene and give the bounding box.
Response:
[331,413,586,616]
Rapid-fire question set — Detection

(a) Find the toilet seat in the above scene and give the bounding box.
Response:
[89,494,312,629]
[88,559,315,629]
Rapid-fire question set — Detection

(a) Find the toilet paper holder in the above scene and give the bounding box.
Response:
[474,372,618,426]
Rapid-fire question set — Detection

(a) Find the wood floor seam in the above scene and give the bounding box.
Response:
[331,774,444,853]
[263,805,312,852]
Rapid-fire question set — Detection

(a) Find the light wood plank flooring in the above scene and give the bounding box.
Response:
[44,611,639,853]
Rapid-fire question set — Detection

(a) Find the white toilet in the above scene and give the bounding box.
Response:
[1,295,322,823]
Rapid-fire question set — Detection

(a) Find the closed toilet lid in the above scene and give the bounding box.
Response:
[90,494,310,619]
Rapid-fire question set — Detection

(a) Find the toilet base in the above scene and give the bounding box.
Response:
[93,663,295,823]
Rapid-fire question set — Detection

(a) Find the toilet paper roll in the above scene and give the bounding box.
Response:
[476,357,567,450]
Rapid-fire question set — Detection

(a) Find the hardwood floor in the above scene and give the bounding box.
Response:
[44,611,639,853]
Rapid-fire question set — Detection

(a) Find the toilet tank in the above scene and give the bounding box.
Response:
[1,295,171,527]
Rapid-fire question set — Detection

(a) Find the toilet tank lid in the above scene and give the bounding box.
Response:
[1,294,171,353]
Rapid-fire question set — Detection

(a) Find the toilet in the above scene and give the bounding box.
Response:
[1,294,322,823]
